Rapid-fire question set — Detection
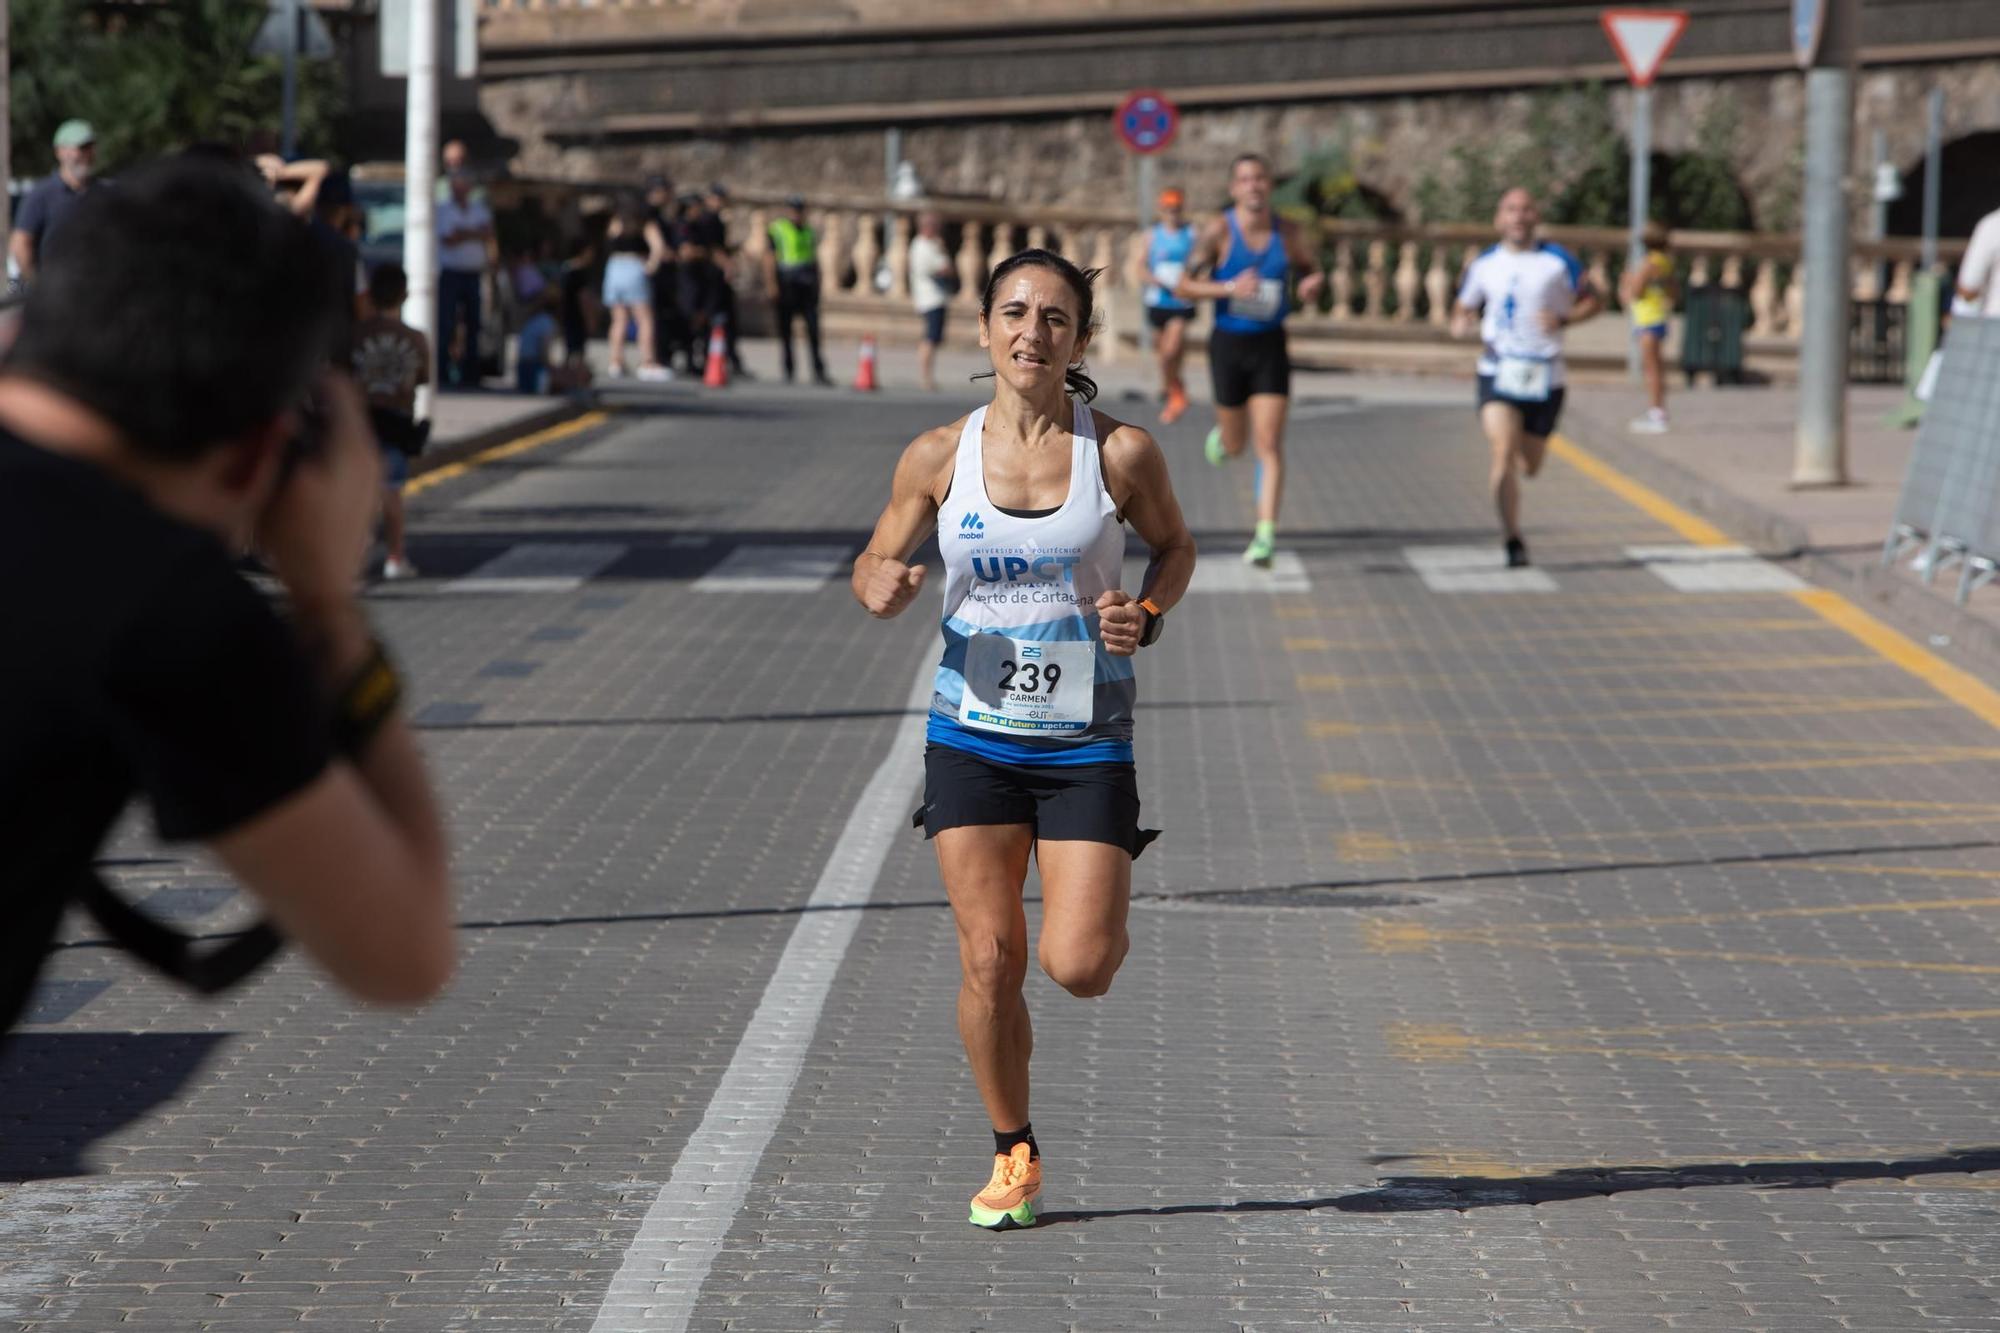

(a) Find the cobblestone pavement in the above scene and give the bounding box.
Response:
[8,375,2000,1332]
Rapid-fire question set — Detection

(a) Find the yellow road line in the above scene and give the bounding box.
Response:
[1794,863,2000,882]
[1408,1032,2000,1083]
[1553,432,2000,735]
[402,410,611,496]
[1299,655,1887,692]
[1547,434,1732,544]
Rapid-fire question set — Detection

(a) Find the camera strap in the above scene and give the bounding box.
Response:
[74,872,284,994]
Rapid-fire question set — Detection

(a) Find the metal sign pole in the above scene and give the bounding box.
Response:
[1136,154,1156,355]
[1791,0,1856,487]
[1922,88,1943,273]
[1627,84,1653,381]
[402,0,439,419]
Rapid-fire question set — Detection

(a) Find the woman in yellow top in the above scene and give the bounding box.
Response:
[1619,221,1678,434]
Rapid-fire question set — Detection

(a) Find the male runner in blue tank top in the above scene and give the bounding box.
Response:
[1176,154,1327,566]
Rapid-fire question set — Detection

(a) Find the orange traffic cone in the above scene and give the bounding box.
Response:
[853,334,879,392]
[702,323,730,388]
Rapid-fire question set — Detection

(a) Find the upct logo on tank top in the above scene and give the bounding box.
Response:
[929,405,1136,763]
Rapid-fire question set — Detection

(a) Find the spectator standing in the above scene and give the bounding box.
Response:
[765,195,831,385]
[353,263,430,580]
[909,211,954,392]
[700,184,749,377]
[435,169,494,390]
[559,235,597,376]
[644,176,693,373]
[10,120,103,284]
[602,197,672,382]
[1620,221,1678,434]
[1954,203,2000,314]
[675,192,716,371]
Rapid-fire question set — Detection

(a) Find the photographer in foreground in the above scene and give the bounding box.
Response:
[0,157,455,1033]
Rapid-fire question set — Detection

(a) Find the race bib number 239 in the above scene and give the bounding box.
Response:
[958,635,1095,736]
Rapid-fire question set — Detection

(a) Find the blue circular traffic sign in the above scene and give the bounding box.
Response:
[1115,90,1179,155]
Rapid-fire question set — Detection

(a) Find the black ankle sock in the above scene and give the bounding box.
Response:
[994,1124,1039,1162]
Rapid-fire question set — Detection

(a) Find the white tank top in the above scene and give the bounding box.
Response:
[928,403,1135,766]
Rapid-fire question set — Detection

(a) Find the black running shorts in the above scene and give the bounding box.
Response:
[1209,327,1291,407]
[914,745,1157,859]
[1477,374,1567,440]
[1146,305,1193,332]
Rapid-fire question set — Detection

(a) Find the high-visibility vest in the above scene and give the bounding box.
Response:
[769,217,818,269]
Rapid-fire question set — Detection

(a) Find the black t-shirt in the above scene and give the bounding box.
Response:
[0,427,330,1030]
[14,174,98,263]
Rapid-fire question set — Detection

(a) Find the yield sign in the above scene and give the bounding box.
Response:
[1600,9,1689,87]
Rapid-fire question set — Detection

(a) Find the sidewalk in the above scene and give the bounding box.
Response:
[1558,378,2000,668]
[418,386,596,475]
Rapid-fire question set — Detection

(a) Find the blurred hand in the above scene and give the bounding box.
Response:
[1297,271,1326,306]
[1536,308,1567,334]
[1449,308,1477,340]
[859,557,927,619]
[256,373,381,608]
[1096,589,1143,657]
[1230,271,1262,300]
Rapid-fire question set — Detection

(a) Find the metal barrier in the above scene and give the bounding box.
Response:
[1889,315,2000,603]
[1848,299,1908,385]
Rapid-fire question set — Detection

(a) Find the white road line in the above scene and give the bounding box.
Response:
[691,544,852,593]
[1403,545,1558,593]
[585,656,932,1333]
[1625,543,1809,592]
[444,542,628,595]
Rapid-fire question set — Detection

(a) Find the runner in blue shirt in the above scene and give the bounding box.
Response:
[1137,187,1197,423]
[1450,188,1602,568]
[1176,154,1326,566]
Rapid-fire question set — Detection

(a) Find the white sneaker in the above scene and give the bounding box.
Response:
[382,557,419,581]
[1629,409,1669,435]
[606,363,628,380]
[637,364,674,382]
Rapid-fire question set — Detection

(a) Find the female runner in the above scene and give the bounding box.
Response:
[851,248,1197,1230]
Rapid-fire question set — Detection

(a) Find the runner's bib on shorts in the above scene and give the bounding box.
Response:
[1492,354,1553,402]
[929,404,1135,767]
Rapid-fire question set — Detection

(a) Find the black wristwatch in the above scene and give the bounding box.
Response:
[1138,597,1166,648]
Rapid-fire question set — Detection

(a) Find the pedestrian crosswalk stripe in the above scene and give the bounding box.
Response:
[1403,546,1558,593]
[692,544,851,593]
[1626,544,1809,592]
[1129,550,1309,593]
[443,542,628,595]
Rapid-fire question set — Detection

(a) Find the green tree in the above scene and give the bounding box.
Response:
[12,0,345,178]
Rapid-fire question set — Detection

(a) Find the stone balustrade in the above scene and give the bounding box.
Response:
[699,189,1971,358]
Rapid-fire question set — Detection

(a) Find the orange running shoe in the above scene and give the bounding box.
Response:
[968,1143,1041,1230]
[1160,385,1188,424]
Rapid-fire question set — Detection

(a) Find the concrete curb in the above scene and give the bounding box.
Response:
[1559,397,2000,673]
[407,394,602,482]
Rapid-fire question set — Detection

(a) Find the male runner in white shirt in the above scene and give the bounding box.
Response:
[1450,188,1602,567]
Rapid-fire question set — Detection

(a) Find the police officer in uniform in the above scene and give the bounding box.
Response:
[764,195,831,386]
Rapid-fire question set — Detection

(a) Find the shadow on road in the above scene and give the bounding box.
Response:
[1042,1146,2000,1224]
[0,1032,231,1181]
